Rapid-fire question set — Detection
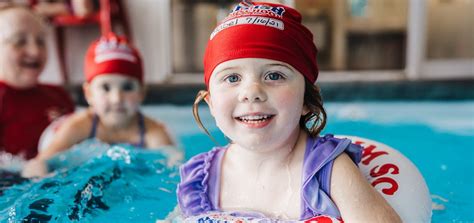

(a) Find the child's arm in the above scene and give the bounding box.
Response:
[36,111,92,160]
[22,111,92,177]
[330,153,401,223]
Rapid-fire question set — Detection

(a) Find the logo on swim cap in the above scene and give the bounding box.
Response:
[94,37,137,64]
[230,1,286,18]
[210,1,286,40]
[84,34,143,83]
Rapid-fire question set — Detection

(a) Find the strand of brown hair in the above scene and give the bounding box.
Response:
[192,90,220,145]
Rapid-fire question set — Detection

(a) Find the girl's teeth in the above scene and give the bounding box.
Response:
[244,115,264,120]
[240,115,270,121]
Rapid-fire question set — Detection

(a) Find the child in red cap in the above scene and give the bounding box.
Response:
[23,33,175,177]
[177,1,401,222]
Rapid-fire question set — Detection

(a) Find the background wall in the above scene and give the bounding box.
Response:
[427,0,474,59]
[38,0,473,86]
[39,0,171,85]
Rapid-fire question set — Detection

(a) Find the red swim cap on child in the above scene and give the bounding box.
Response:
[84,33,143,83]
[204,1,319,86]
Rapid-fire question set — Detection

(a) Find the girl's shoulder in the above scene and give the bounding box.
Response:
[142,115,174,147]
[305,134,362,167]
[179,146,226,178]
[300,134,363,218]
[303,134,363,181]
[177,146,227,216]
[143,115,167,131]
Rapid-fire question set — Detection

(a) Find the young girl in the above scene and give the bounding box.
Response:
[177,1,401,222]
[22,33,174,177]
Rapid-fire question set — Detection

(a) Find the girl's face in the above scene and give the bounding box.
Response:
[0,8,46,89]
[207,58,307,151]
[84,74,144,127]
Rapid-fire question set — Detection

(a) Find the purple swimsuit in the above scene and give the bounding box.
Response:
[177,134,362,220]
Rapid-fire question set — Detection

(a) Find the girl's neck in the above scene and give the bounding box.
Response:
[108,114,139,131]
[227,129,307,170]
[90,110,139,132]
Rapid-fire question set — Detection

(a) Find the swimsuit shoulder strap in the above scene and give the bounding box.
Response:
[88,114,99,139]
[137,112,146,148]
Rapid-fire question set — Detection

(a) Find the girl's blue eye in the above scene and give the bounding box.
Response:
[121,81,137,92]
[225,74,240,83]
[265,72,284,81]
[101,83,110,92]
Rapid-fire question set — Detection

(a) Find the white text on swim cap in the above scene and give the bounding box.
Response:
[210,16,284,40]
[231,3,286,18]
[94,40,136,63]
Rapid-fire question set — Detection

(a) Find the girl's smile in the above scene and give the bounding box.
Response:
[234,113,276,129]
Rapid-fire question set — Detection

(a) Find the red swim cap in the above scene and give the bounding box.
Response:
[203,1,319,86]
[84,33,143,83]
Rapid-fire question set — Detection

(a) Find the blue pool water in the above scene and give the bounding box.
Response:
[1,101,473,222]
[0,141,180,222]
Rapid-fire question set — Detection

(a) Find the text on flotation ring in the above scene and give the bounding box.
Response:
[355,141,399,196]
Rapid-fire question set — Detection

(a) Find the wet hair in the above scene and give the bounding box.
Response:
[301,79,327,137]
[192,79,327,141]
[192,90,217,143]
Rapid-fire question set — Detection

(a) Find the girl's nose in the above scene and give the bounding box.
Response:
[238,81,268,103]
[109,89,123,103]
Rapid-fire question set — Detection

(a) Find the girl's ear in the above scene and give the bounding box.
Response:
[82,82,92,105]
[202,91,214,117]
[203,92,211,106]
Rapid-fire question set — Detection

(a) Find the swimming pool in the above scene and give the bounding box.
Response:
[1,101,473,222]
[146,101,474,222]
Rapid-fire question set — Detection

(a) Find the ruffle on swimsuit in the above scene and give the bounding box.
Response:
[177,147,225,215]
[177,134,362,220]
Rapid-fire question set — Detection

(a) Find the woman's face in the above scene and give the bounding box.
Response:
[0,8,47,89]
[207,58,307,152]
[84,74,144,127]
